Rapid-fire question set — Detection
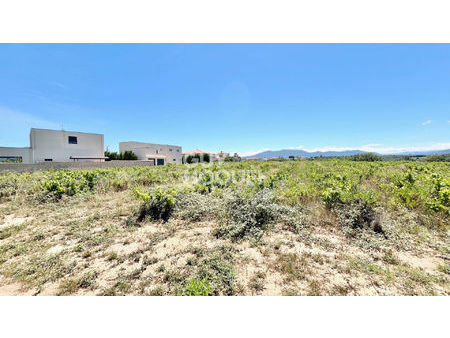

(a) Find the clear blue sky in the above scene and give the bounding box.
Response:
[0,44,449,155]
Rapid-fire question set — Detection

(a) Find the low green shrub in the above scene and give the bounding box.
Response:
[427,175,449,214]
[134,187,177,222]
[214,189,278,240]
[173,192,222,222]
[178,277,211,296]
[0,172,29,198]
[43,170,103,199]
[196,246,236,295]
[319,173,355,207]
[335,199,384,236]
[277,205,308,234]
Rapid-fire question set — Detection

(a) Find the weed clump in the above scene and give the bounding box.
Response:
[0,172,25,198]
[214,189,277,240]
[248,271,266,294]
[43,170,103,200]
[133,187,176,222]
[214,189,306,240]
[196,246,236,295]
[57,271,98,295]
[5,254,76,287]
[336,200,384,237]
[427,174,449,214]
[274,253,308,282]
[173,192,222,222]
[178,277,211,296]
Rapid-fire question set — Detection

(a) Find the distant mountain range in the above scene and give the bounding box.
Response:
[391,149,450,156]
[244,148,450,159]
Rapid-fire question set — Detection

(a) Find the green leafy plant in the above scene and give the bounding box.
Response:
[134,187,177,222]
[178,277,211,296]
[43,170,102,199]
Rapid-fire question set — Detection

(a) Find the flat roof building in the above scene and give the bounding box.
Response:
[119,141,182,165]
[0,128,105,163]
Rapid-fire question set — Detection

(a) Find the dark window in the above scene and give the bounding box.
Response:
[44,159,53,162]
[173,159,176,161]
[169,149,173,151]
[68,136,78,144]
[0,156,22,163]
[157,159,165,166]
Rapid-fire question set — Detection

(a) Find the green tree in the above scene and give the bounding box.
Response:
[350,153,382,162]
[186,155,194,164]
[106,150,138,160]
[105,151,119,160]
[423,154,449,162]
[121,151,138,160]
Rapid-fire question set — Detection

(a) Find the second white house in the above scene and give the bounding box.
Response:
[119,141,182,165]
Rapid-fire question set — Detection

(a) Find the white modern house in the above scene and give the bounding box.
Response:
[119,141,182,165]
[0,128,105,163]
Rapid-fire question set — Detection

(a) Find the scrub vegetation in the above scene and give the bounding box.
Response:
[0,160,448,295]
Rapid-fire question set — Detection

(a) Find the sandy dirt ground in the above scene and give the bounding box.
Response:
[0,190,448,296]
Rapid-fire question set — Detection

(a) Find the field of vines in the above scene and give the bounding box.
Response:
[0,160,448,295]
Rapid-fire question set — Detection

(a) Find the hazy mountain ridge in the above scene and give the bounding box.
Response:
[393,149,450,156]
[245,149,450,158]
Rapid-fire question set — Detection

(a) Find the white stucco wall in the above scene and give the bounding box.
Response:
[119,141,182,165]
[0,147,33,163]
[30,128,104,163]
